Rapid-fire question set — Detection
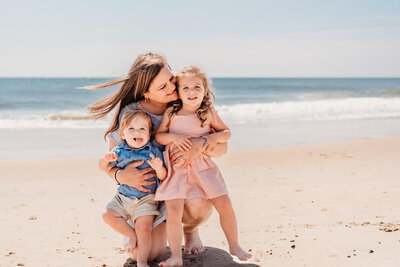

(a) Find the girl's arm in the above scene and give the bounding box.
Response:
[169,108,229,167]
[155,107,192,151]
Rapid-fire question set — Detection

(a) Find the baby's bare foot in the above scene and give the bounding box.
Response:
[230,245,252,261]
[123,235,137,254]
[158,256,183,267]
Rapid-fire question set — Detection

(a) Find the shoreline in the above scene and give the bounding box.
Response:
[1,135,400,266]
[2,117,400,160]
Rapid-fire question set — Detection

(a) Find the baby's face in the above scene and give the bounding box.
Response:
[178,76,205,108]
[121,115,151,148]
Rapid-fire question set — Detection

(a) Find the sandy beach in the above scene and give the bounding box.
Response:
[1,135,400,267]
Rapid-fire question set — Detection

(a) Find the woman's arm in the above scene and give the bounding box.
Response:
[203,109,231,154]
[100,138,156,192]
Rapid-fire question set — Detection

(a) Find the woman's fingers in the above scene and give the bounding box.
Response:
[171,150,184,163]
[139,167,156,176]
[126,160,145,168]
[139,186,151,192]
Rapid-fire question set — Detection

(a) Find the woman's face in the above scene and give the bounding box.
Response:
[144,66,178,104]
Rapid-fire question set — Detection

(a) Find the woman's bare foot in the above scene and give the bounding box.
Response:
[230,245,252,261]
[158,256,183,267]
[123,235,137,254]
[183,228,204,254]
[137,261,150,267]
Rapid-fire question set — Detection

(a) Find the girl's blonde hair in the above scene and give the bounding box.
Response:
[85,52,167,139]
[168,65,215,127]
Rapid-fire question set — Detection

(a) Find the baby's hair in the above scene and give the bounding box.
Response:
[119,109,153,137]
[168,65,215,127]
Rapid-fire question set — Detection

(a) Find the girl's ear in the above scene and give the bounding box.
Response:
[120,131,125,140]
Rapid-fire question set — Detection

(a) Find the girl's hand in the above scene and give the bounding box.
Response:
[104,151,118,162]
[147,154,163,172]
[172,134,192,152]
[204,135,218,154]
[170,137,204,167]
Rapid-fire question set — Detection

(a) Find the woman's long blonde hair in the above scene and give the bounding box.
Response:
[168,65,215,127]
[85,53,167,139]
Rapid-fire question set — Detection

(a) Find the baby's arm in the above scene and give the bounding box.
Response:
[99,151,118,172]
[147,154,167,180]
[155,107,192,151]
[204,109,231,154]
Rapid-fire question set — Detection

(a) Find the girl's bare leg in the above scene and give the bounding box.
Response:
[159,199,185,267]
[135,215,155,267]
[210,195,252,261]
[102,208,137,253]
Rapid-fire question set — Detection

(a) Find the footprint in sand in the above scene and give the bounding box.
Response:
[11,204,27,209]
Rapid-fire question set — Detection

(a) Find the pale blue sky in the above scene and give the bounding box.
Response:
[1,0,399,77]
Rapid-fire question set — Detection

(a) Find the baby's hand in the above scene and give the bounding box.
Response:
[204,136,218,154]
[103,151,118,162]
[147,154,163,171]
[172,134,192,151]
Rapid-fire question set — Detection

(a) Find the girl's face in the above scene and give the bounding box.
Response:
[178,76,206,108]
[144,66,178,104]
[120,115,151,148]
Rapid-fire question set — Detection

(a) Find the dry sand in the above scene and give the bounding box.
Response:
[1,135,399,266]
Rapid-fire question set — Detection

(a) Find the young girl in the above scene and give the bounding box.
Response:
[155,66,252,266]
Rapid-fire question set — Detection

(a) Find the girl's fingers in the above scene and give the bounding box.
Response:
[182,142,191,151]
[185,138,192,145]
[181,142,190,151]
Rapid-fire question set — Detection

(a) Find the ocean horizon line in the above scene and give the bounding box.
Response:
[1,76,400,79]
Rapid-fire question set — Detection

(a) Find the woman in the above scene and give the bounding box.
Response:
[87,53,228,261]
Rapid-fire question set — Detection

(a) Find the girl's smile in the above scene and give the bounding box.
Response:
[178,76,205,108]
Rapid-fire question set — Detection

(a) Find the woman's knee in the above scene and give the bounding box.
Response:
[182,198,213,224]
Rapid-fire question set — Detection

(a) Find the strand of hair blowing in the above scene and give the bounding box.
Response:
[85,53,166,139]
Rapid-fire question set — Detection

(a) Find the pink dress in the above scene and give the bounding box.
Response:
[155,110,228,201]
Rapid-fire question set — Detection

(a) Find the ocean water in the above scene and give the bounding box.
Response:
[1,77,400,129]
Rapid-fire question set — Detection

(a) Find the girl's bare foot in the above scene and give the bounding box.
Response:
[158,256,183,267]
[230,245,252,261]
[123,235,137,254]
[183,229,204,254]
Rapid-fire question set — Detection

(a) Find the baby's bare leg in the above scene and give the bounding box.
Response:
[102,208,136,253]
[135,215,155,267]
[159,199,185,267]
[210,195,252,261]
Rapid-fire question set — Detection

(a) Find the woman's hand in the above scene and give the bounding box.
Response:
[171,133,192,151]
[204,135,218,154]
[170,137,205,167]
[116,161,156,192]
